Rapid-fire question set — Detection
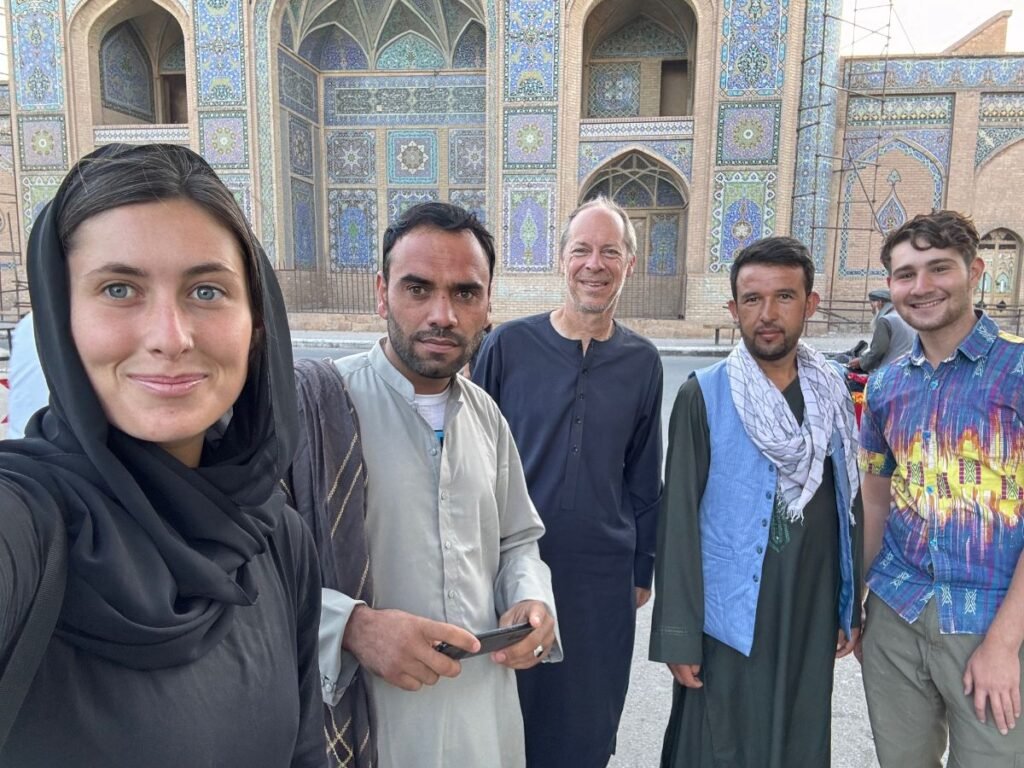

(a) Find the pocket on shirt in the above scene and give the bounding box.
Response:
[701,541,739,622]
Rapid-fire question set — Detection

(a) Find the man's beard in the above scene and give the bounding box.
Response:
[387,314,484,380]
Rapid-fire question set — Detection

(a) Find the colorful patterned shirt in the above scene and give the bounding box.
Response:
[859,313,1024,634]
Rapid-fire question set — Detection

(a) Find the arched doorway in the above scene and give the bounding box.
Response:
[582,1,696,119]
[582,151,688,318]
[96,5,188,125]
[977,228,1022,308]
[274,0,487,311]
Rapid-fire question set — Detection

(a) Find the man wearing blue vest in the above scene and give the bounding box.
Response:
[650,236,862,768]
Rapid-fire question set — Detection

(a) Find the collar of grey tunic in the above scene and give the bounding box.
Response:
[366,338,467,407]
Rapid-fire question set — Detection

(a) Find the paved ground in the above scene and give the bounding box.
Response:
[608,603,883,768]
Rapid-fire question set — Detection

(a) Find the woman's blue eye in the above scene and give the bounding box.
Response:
[194,286,223,301]
[104,284,132,299]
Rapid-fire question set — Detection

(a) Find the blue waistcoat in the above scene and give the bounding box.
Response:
[694,360,856,656]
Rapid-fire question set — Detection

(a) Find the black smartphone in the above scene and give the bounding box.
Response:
[435,622,534,660]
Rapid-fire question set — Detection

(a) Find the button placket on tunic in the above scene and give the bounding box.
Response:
[561,342,589,510]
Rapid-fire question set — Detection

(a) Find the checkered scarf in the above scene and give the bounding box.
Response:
[726,341,859,522]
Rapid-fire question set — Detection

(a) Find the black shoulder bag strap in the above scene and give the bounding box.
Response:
[0,514,67,748]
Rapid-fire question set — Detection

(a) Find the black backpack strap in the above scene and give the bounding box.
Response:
[0,513,67,747]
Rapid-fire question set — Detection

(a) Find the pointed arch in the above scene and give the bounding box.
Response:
[375,31,445,70]
[577,150,690,310]
[579,145,692,203]
[977,227,1022,306]
[451,20,485,69]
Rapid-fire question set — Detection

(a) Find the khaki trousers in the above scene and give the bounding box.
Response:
[863,592,1024,768]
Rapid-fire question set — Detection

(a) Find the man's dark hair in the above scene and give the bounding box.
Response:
[729,236,815,300]
[381,202,495,283]
[879,210,979,272]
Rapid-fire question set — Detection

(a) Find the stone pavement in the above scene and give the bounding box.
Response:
[289,327,868,359]
[608,601,884,767]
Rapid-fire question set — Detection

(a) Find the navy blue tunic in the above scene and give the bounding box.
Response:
[473,313,663,768]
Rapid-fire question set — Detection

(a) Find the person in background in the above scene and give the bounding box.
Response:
[848,288,914,372]
[6,313,49,439]
[473,195,663,768]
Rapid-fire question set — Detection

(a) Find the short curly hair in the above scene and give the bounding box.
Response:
[879,210,979,272]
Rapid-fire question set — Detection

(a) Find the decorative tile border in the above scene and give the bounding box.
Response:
[323,75,486,126]
[709,171,778,272]
[976,93,1024,167]
[502,176,556,272]
[847,94,954,127]
[199,112,249,169]
[716,101,781,166]
[503,107,557,169]
[845,57,1024,92]
[93,125,191,145]
[67,0,189,18]
[254,0,279,257]
[979,92,1024,123]
[17,115,67,171]
[579,119,694,139]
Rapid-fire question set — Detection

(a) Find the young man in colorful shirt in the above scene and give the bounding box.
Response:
[860,210,1024,766]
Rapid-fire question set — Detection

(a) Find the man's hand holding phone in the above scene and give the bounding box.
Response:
[343,605,480,691]
[490,600,556,670]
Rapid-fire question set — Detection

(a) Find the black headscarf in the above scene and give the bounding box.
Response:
[1,144,299,670]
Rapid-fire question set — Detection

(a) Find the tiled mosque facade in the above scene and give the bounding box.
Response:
[1,0,1023,332]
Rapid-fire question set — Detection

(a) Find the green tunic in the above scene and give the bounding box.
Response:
[652,376,861,768]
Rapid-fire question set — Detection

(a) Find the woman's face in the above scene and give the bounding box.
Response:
[67,198,253,467]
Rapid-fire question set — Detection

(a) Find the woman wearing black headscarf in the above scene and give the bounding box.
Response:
[0,144,323,766]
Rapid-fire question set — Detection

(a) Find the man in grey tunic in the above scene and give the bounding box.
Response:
[310,203,560,768]
[848,288,914,372]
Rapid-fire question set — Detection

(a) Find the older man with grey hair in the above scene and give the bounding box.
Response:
[473,196,664,768]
